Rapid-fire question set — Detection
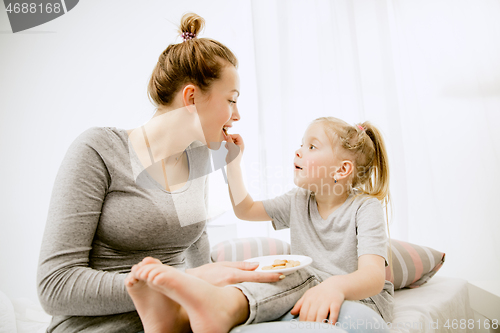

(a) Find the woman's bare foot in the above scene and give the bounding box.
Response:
[134,262,250,333]
[126,258,192,333]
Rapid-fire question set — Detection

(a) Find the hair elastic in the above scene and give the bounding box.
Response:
[357,124,365,131]
[181,32,196,41]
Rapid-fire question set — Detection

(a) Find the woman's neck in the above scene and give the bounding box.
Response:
[128,104,204,169]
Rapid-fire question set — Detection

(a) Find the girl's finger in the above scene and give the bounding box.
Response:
[224,131,233,142]
[299,300,311,322]
[232,135,244,146]
[290,296,304,315]
[305,303,320,322]
[328,304,340,324]
[315,305,330,323]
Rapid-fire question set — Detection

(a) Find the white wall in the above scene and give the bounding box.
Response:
[0,0,262,302]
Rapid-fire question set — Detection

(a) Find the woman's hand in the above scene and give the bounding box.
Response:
[186,261,283,287]
[224,133,244,166]
[290,282,345,324]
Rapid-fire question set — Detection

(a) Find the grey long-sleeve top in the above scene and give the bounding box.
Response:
[37,127,212,333]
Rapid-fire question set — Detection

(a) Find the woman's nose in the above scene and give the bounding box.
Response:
[232,106,241,122]
[295,149,301,158]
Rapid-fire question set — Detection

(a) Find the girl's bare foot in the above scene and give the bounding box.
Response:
[126,258,192,333]
[134,262,250,333]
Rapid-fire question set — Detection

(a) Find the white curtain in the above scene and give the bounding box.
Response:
[242,0,500,282]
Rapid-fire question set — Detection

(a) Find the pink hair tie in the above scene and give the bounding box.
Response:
[357,124,365,131]
[181,32,196,41]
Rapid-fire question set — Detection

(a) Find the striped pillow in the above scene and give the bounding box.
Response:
[210,237,291,262]
[210,237,445,291]
[386,239,445,290]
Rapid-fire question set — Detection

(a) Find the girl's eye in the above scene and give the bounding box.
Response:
[229,100,236,105]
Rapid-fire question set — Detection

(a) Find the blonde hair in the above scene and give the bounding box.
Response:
[147,13,238,107]
[313,116,393,274]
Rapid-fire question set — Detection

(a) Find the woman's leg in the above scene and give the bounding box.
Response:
[126,258,191,333]
[132,261,253,333]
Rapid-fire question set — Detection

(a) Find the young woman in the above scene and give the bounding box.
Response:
[36,13,283,333]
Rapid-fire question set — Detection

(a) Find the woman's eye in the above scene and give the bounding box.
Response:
[229,100,236,105]
[309,145,316,149]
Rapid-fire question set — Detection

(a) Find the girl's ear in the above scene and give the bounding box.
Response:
[335,160,354,180]
[182,84,196,107]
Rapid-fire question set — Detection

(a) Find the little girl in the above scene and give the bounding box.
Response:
[126,116,394,333]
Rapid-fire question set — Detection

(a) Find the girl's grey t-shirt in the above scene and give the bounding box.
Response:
[262,187,394,322]
[37,127,212,333]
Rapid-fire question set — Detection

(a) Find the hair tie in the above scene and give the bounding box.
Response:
[357,124,365,131]
[181,32,196,41]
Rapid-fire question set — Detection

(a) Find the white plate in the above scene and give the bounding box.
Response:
[244,255,313,276]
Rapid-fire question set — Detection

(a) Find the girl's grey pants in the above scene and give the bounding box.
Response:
[227,267,389,333]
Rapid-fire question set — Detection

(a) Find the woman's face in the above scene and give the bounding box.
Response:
[195,65,240,148]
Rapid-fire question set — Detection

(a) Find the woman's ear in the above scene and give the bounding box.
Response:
[182,84,196,107]
[335,160,354,181]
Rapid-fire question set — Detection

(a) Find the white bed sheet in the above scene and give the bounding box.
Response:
[1,276,474,333]
[391,276,475,333]
[0,290,50,333]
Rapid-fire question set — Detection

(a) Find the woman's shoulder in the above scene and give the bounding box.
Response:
[72,126,127,150]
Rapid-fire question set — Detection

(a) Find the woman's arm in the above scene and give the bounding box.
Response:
[37,128,135,316]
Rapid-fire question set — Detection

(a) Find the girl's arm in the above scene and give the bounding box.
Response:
[323,254,386,299]
[290,254,386,323]
[225,134,271,221]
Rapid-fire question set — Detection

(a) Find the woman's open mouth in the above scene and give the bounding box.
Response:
[222,126,228,136]
[294,163,303,170]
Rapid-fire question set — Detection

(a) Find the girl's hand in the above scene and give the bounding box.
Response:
[186,261,283,287]
[224,133,244,165]
[290,282,345,324]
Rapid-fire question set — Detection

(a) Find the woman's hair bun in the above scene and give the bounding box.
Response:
[179,12,205,37]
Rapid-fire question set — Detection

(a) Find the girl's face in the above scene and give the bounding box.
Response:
[195,65,240,148]
[293,122,340,193]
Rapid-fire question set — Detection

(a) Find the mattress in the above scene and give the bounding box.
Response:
[391,276,475,333]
